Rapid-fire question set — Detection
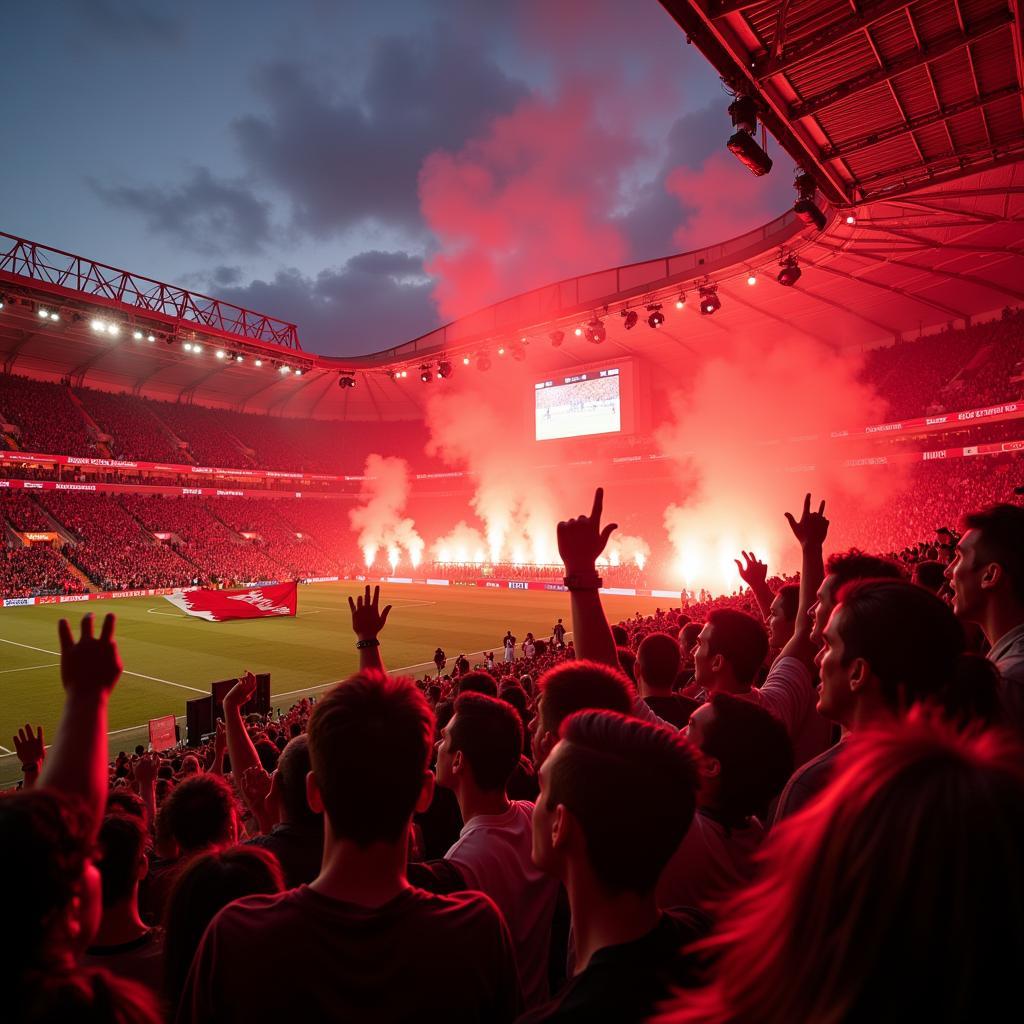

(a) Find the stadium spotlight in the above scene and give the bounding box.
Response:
[574,326,583,337]
[727,95,772,177]
[699,285,721,315]
[38,307,60,321]
[462,354,471,365]
[147,334,156,342]
[549,330,564,347]
[476,352,491,372]
[438,359,453,379]
[254,358,263,367]
[279,364,291,374]
[584,318,606,344]
[793,172,827,231]
[107,324,120,337]
[400,370,408,378]
[183,342,193,352]
[419,364,433,383]
[294,369,303,377]
[234,353,244,363]
[746,272,757,286]
[621,309,638,330]
[216,349,227,359]
[132,330,143,341]
[338,374,356,388]
[91,318,105,332]
[674,293,685,310]
[777,256,802,287]
[192,344,202,354]
[845,213,857,225]
[646,304,665,328]
[511,341,526,361]
[497,345,506,356]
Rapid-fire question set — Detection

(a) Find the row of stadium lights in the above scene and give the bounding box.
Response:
[87,317,307,376]
[381,242,849,383]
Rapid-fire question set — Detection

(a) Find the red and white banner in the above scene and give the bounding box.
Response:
[164,581,298,622]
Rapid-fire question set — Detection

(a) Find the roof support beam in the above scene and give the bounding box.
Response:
[2,330,35,373]
[714,284,834,348]
[819,86,1020,160]
[755,0,912,79]
[788,282,903,341]
[708,0,762,17]
[789,9,1014,121]
[815,243,1024,304]
[802,258,970,321]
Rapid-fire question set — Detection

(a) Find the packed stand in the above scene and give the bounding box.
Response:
[0,544,84,597]
[38,492,196,591]
[121,495,284,584]
[0,374,97,457]
[75,389,186,464]
[144,400,252,469]
[1,490,56,532]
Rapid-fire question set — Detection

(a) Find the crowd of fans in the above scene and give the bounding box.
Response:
[0,544,85,597]
[75,389,186,464]
[0,374,98,457]
[5,484,1024,1023]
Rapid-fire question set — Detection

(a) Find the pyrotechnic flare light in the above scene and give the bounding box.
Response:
[363,544,377,567]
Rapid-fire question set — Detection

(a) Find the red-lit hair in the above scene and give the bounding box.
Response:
[657,710,1024,1023]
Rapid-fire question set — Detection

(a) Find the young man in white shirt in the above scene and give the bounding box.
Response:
[436,692,561,1009]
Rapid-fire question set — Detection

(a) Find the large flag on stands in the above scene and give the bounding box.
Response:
[164,581,298,622]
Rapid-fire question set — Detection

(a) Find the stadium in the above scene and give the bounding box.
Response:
[4,2,1024,1021]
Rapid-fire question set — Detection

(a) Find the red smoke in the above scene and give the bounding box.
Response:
[418,84,633,320]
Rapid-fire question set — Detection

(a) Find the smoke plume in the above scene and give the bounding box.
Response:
[348,454,425,571]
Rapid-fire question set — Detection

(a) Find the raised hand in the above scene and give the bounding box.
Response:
[214,719,227,758]
[735,550,768,588]
[57,613,122,699]
[224,671,257,715]
[241,765,273,805]
[349,585,392,642]
[784,493,829,550]
[13,724,44,770]
[557,487,618,575]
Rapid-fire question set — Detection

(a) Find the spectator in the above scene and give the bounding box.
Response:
[657,713,1024,1023]
[178,669,522,1022]
[163,847,284,1015]
[435,692,561,1008]
[243,735,324,888]
[775,578,1000,822]
[659,693,792,909]
[947,503,1024,733]
[637,631,698,728]
[523,710,704,1023]
[83,813,164,996]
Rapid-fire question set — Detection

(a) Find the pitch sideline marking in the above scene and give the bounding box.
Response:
[0,637,207,695]
[0,662,59,675]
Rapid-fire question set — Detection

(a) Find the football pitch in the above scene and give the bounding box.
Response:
[0,581,672,786]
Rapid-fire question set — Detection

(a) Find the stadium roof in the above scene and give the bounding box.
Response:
[1,0,1023,422]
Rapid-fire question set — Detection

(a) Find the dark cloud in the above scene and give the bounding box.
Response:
[210,265,244,286]
[69,0,186,46]
[214,250,437,356]
[232,26,529,237]
[91,168,273,255]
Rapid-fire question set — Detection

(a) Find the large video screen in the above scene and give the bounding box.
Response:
[535,367,621,441]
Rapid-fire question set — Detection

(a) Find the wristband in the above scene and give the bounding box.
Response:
[563,573,603,592]
[356,638,381,649]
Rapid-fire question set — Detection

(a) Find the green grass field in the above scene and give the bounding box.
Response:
[0,581,671,786]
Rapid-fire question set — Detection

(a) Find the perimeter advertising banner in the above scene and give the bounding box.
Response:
[164,581,298,622]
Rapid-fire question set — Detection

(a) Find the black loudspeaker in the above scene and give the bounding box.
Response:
[211,673,271,718]
[185,696,213,747]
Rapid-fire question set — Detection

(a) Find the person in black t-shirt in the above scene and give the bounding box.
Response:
[523,710,705,1022]
[180,594,522,1024]
[637,631,698,729]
